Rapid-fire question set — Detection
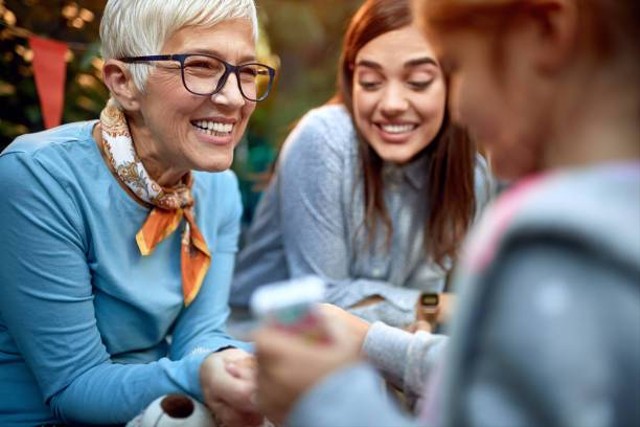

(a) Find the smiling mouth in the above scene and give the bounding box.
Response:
[191,120,234,136]
[376,123,418,134]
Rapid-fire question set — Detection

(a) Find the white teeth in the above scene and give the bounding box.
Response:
[380,124,415,134]
[193,120,233,134]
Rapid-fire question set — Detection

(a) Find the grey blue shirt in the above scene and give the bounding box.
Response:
[231,105,493,326]
[0,121,249,426]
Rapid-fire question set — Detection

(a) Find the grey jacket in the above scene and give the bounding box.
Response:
[287,163,640,427]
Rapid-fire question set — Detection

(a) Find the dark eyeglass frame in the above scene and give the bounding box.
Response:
[119,53,276,102]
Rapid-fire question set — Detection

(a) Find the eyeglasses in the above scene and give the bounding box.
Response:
[119,53,276,102]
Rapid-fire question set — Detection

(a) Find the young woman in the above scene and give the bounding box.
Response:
[253,0,640,426]
[231,0,492,329]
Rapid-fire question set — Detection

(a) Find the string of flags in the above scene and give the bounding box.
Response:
[1,21,98,129]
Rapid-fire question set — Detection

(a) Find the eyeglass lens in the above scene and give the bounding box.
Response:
[182,55,272,101]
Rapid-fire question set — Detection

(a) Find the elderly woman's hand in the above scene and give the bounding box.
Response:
[254,308,363,425]
[199,348,264,427]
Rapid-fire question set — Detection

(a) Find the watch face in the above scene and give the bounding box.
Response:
[420,293,439,307]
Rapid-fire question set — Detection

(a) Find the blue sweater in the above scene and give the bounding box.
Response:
[0,121,249,426]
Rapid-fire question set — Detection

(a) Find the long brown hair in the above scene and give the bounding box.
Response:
[331,0,477,269]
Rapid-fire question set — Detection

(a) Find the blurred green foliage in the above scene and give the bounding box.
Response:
[235,0,362,221]
[0,0,108,145]
[0,0,361,221]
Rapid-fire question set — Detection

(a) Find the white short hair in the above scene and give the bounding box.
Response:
[100,0,258,91]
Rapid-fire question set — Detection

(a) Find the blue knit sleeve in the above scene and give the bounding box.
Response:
[170,171,252,364]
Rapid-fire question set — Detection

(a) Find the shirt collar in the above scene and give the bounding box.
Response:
[382,149,431,190]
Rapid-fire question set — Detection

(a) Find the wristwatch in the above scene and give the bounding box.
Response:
[418,292,440,323]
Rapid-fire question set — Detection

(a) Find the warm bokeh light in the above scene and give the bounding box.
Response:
[91,57,104,71]
[70,17,84,29]
[62,3,79,19]
[76,73,97,88]
[79,8,94,22]
[3,9,16,25]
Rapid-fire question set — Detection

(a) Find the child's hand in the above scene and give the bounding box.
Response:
[317,303,370,349]
[254,310,363,425]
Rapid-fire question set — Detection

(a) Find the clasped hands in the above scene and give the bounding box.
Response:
[199,304,369,426]
[199,348,264,427]
[200,298,449,425]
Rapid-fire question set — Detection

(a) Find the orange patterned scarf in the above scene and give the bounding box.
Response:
[99,99,211,306]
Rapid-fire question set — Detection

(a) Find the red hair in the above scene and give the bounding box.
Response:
[419,0,640,63]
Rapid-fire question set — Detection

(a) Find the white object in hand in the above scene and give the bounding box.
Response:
[129,394,216,427]
[250,275,326,318]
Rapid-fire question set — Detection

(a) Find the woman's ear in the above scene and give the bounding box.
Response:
[102,59,141,111]
[529,0,578,73]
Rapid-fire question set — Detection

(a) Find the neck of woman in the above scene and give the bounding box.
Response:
[128,120,189,188]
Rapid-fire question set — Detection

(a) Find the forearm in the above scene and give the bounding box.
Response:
[287,363,420,427]
[325,278,422,327]
[171,252,251,358]
[363,322,447,397]
[50,352,210,424]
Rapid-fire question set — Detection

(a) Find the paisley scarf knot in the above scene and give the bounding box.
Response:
[99,99,211,306]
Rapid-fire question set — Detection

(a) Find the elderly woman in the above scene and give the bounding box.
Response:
[0,0,275,426]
